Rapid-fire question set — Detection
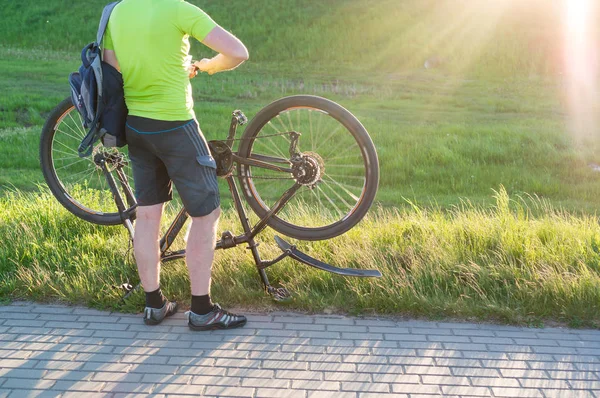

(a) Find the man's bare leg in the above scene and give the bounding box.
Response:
[185,206,246,329]
[186,206,221,297]
[134,203,178,324]
[133,203,164,292]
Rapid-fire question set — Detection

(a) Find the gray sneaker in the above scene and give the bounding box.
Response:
[186,303,247,331]
[143,301,178,325]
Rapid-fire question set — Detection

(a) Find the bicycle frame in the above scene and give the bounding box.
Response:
[97,110,381,301]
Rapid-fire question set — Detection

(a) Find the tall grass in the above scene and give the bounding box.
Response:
[1,187,599,326]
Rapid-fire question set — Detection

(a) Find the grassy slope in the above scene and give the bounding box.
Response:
[1,188,599,327]
[3,46,600,211]
[1,0,600,324]
[0,0,579,75]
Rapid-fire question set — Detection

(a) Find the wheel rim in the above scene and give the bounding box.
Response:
[49,106,134,216]
[243,106,372,231]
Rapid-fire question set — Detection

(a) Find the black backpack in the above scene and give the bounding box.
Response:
[69,1,127,157]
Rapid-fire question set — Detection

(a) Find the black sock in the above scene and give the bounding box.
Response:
[191,295,214,315]
[145,288,166,309]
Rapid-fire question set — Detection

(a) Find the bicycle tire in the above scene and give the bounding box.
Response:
[40,97,134,226]
[237,95,379,241]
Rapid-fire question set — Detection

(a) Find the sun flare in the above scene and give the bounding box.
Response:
[563,0,599,137]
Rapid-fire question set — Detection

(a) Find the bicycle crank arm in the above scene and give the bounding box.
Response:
[274,236,382,278]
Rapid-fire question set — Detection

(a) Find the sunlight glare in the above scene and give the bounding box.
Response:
[563,0,599,137]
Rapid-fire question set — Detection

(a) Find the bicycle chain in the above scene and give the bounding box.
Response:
[226,131,296,179]
[228,131,292,141]
[231,174,294,180]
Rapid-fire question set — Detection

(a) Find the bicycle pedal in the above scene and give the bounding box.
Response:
[267,286,292,303]
[220,231,236,249]
[233,110,248,125]
[114,283,133,292]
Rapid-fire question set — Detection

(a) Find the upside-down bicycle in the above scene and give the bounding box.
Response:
[39,95,381,301]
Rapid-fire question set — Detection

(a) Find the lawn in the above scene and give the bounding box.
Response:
[1,0,599,327]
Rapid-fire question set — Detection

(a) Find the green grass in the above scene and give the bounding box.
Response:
[1,0,600,325]
[0,0,572,77]
[1,187,599,327]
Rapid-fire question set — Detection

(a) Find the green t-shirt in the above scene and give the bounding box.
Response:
[103,0,217,121]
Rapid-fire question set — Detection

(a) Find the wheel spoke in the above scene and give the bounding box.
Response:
[309,110,315,152]
[54,157,88,171]
[315,124,343,153]
[56,126,83,143]
[324,141,359,162]
[321,178,353,210]
[54,139,80,155]
[66,112,86,138]
[323,174,361,202]
[316,184,343,217]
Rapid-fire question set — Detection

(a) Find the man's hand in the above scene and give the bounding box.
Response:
[194,58,215,75]
[188,63,200,78]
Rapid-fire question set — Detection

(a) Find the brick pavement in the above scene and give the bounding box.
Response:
[0,302,599,397]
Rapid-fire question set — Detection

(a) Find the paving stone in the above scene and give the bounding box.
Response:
[518,378,570,389]
[204,386,255,397]
[51,381,105,392]
[191,375,241,386]
[421,375,470,385]
[325,372,372,382]
[226,368,274,379]
[284,323,326,331]
[0,369,46,379]
[276,370,322,380]
[177,365,226,376]
[256,388,307,398]
[491,387,543,397]
[546,370,599,380]
[392,384,441,394]
[441,386,492,396]
[452,367,500,377]
[241,377,290,388]
[310,362,355,372]
[541,390,595,398]
[292,380,340,391]
[383,334,427,341]
[388,356,434,366]
[341,382,389,392]
[307,392,356,398]
[2,303,599,398]
[327,325,367,333]
[42,371,95,382]
[500,369,549,379]
[92,372,143,383]
[1,378,55,390]
[263,360,308,371]
[153,384,205,395]
[102,382,154,393]
[0,360,37,369]
[470,377,520,387]
[404,365,452,376]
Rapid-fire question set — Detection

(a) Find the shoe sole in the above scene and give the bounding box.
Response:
[143,304,178,326]
[188,319,247,331]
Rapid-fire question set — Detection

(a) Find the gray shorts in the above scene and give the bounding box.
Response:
[125,116,220,217]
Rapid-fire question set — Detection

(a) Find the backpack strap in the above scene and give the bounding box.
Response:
[96,1,120,45]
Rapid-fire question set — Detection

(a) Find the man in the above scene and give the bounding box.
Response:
[102,0,249,330]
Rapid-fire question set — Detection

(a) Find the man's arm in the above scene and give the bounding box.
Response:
[103,49,120,72]
[193,26,249,75]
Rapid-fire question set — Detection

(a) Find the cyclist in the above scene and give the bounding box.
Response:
[102,0,249,330]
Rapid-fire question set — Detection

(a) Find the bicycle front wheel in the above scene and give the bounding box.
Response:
[237,95,379,241]
[40,97,135,225]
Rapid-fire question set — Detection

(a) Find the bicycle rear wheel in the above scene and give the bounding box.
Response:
[40,97,135,225]
[237,95,379,241]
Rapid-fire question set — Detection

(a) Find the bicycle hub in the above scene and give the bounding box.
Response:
[292,152,324,188]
